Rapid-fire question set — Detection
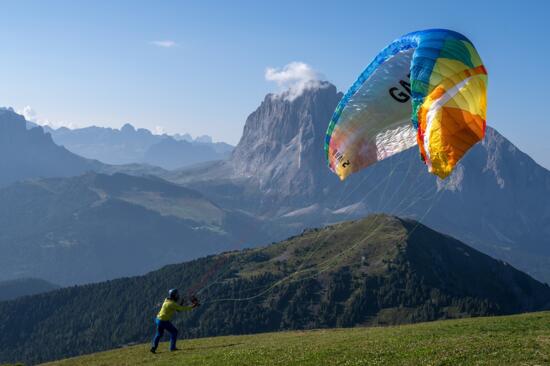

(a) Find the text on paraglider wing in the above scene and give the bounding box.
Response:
[332,150,350,168]
[389,74,411,103]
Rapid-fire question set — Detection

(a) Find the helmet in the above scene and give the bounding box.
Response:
[168,288,179,301]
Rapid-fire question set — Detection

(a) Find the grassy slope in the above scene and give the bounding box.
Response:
[42,311,550,366]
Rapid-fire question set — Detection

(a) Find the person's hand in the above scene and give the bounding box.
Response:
[191,296,200,308]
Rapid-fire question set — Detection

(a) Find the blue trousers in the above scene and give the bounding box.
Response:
[152,318,178,351]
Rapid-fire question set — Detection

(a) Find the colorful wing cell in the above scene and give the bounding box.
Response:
[325,29,487,180]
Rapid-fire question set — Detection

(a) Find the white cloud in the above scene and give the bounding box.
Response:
[150,40,177,48]
[153,125,166,135]
[16,105,76,129]
[19,105,38,122]
[265,62,324,101]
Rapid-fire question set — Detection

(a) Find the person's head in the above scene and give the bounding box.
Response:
[168,288,179,301]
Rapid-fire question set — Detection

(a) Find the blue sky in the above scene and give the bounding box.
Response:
[0,0,549,168]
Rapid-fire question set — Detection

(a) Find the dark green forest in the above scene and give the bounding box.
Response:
[1,215,549,365]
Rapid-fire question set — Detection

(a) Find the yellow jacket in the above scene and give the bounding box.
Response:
[156,299,193,321]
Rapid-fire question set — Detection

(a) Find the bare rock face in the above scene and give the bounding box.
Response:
[230,82,342,198]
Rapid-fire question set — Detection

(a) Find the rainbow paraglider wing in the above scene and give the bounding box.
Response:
[325,29,487,180]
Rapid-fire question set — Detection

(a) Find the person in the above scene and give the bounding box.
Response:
[150,288,199,353]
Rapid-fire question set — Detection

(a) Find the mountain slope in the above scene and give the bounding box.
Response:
[0,172,264,285]
[167,83,550,283]
[0,278,59,302]
[0,214,548,364]
[42,312,550,366]
[0,108,101,186]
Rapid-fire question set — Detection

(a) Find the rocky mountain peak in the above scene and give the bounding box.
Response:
[230,81,342,197]
[120,123,136,133]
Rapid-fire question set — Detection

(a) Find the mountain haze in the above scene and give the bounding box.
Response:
[0,278,59,302]
[2,83,548,285]
[0,172,264,285]
[47,123,233,169]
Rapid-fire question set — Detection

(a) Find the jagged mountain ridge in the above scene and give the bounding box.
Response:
[47,123,233,169]
[168,83,550,283]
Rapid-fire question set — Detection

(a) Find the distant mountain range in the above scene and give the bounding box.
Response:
[44,123,233,169]
[167,83,550,283]
[0,172,265,285]
[0,278,59,302]
[0,215,548,365]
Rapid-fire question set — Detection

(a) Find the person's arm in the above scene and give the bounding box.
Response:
[174,303,193,312]
[172,300,194,312]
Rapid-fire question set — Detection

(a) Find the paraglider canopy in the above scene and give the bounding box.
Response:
[325,29,487,180]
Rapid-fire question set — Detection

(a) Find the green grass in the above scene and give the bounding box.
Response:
[41,311,550,366]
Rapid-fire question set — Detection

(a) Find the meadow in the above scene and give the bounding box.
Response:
[40,311,550,366]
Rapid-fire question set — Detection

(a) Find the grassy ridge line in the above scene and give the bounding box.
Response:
[42,311,550,366]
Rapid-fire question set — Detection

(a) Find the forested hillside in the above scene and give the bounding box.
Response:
[0,215,548,365]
